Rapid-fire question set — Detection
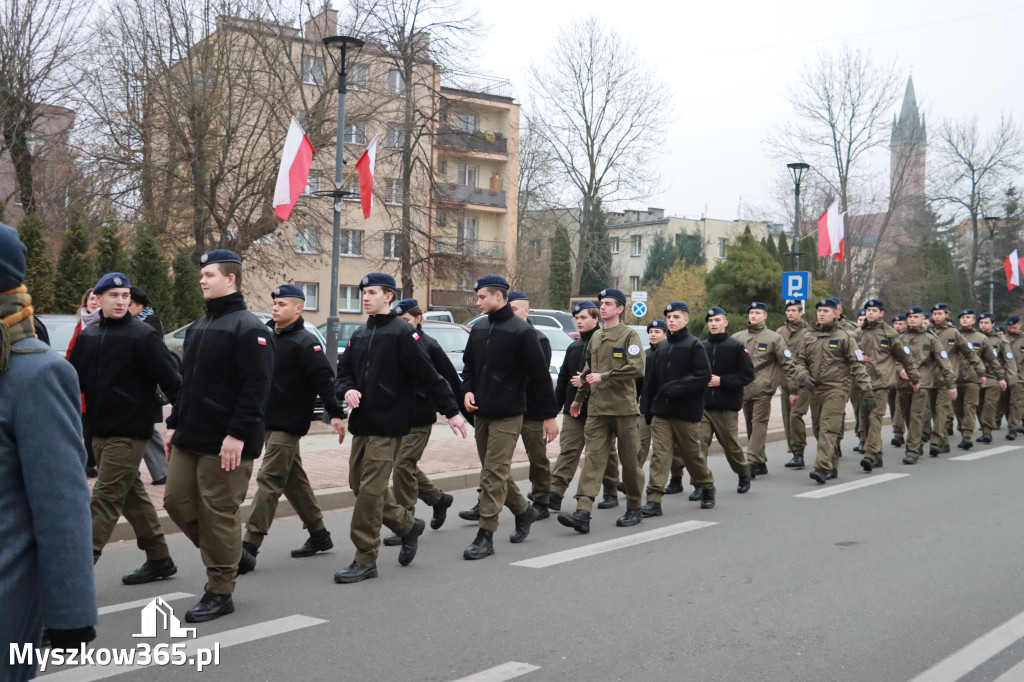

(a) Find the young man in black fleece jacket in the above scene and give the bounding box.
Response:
[461,275,559,560]
[334,274,467,584]
[240,284,347,572]
[699,307,755,496]
[68,272,181,581]
[163,250,274,623]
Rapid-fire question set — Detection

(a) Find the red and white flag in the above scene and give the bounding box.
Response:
[1005,249,1023,290]
[817,200,845,262]
[355,134,379,220]
[273,118,315,221]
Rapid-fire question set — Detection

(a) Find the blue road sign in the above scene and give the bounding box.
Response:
[632,301,648,318]
[782,271,811,300]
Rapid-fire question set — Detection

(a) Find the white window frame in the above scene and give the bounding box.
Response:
[630,275,641,291]
[437,159,447,175]
[302,56,324,86]
[383,233,399,260]
[303,173,321,196]
[297,282,319,311]
[386,125,406,149]
[384,178,403,205]
[610,237,620,254]
[457,217,477,253]
[339,229,363,256]
[457,163,478,188]
[718,237,727,259]
[348,65,368,91]
[295,226,318,254]
[388,69,405,95]
[344,122,366,145]
[631,235,642,257]
[339,285,360,313]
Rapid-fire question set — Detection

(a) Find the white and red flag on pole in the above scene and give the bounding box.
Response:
[1004,249,1023,290]
[273,118,315,221]
[355,134,379,220]
[817,200,845,262]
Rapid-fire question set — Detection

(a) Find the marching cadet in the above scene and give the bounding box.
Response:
[1003,316,1024,437]
[380,299,462,545]
[855,299,918,471]
[777,300,811,469]
[733,301,797,476]
[976,313,1010,442]
[240,285,347,571]
[335,273,467,582]
[557,288,646,532]
[698,307,755,495]
[461,275,557,559]
[957,310,1001,449]
[163,250,273,622]
[550,301,620,511]
[928,303,985,455]
[507,290,555,519]
[641,319,671,471]
[896,306,957,464]
[641,301,716,511]
[890,313,909,447]
[789,298,873,484]
[67,272,181,580]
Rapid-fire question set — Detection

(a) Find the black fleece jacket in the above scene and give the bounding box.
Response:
[555,327,597,417]
[702,332,755,412]
[646,326,711,423]
[166,292,274,460]
[68,312,181,440]
[411,325,465,428]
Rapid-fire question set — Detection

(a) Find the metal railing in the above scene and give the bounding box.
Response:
[434,183,506,208]
[431,237,506,260]
[436,126,508,154]
[441,70,514,99]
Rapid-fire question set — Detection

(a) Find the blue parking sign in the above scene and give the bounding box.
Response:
[782,271,810,300]
[631,301,647,318]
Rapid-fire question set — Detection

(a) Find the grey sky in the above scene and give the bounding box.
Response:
[471,0,1024,223]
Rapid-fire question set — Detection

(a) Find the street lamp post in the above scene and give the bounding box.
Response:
[985,215,1000,314]
[787,162,810,272]
[320,35,364,374]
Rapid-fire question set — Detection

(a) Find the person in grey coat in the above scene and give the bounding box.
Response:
[0,223,97,680]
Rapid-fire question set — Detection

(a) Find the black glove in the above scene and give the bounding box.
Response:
[46,626,96,650]
[861,393,877,413]
[645,412,653,425]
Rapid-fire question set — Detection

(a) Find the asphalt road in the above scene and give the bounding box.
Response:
[37,425,1024,682]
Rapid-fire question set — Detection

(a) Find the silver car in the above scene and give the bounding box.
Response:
[537,326,573,387]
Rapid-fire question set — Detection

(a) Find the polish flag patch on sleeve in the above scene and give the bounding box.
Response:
[257,337,268,346]
[313,344,322,352]
[412,332,420,341]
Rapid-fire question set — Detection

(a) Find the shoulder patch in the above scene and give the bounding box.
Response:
[828,339,840,350]
[940,350,948,359]
[412,331,420,341]
[947,338,956,346]
[257,336,267,346]
[855,349,864,362]
[1008,351,1014,359]
[993,349,999,357]
[628,344,641,356]
[743,348,749,354]
[904,345,911,355]
[966,341,973,350]
[783,348,792,358]
[880,338,891,349]
[757,342,768,352]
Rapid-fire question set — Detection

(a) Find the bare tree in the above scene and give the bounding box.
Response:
[527,15,670,296]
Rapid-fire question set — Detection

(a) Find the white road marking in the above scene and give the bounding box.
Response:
[452,662,540,681]
[511,520,717,569]
[97,593,194,616]
[909,609,1024,682]
[42,615,328,680]
[794,473,909,499]
[993,658,1024,682]
[949,445,1020,461]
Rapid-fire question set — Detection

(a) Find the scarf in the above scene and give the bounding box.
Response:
[136,305,154,322]
[0,285,43,372]
[80,307,101,328]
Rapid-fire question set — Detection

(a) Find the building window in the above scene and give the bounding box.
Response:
[529,239,542,259]
[383,233,399,259]
[349,65,368,91]
[437,159,447,175]
[457,163,478,187]
[631,235,642,256]
[388,69,405,95]
[630,275,641,291]
[295,227,319,254]
[339,229,363,256]
[342,174,360,200]
[344,122,366,145]
[302,56,324,86]
[457,113,478,132]
[457,217,477,253]
[386,125,406,149]
[339,285,360,313]
[297,282,319,311]
[610,237,620,254]
[717,237,727,259]
[384,178,403,204]
[25,132,43,155]
[303,173,321,196]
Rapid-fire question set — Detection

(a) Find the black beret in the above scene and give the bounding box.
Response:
[857,309,867,317]
[571,300,597,315]
[892,313,907,322]
[664,301,689,314]
[932,302,949,312]
[979,312,994,321]
[598,288,627,305]
[0,221,27,290]
[748,302,767,312]
[1006,315,1021,325]
[706,306,727,320]
[864,298,885,310]
[784,299,801,309]
[393,298,419,315]
[507,290,529,302]
[272,284,305,300]
[129,286,151,306]
[360,272,397,290]
[995,325,1007,332]
[646,319,668,332]
[827,297,841,306]
[959,308,976,317]
[815,299,837,310]
[906,306,924,315]
[94,272,131,295]
[200,249,242,265]
[474,274,509,291]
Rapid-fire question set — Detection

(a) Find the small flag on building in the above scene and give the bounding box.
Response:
[273,118,315,221]
[817,200,845,262]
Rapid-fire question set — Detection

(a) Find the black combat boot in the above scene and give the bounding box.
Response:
[237,541,258,575]
[860,456,874,472]
[979,433,993,443]
[597,494,619,509]
[185,593,234,623]
[902,455,917,464]
[640,501,662,517]
[292,529,334,557]
[463,529,495,560]
[334,561,378,583]
[688,487,702,501]
[556,509,591,534]
[700,487,716,510]
[664,476,684,494]
[531,501,550,520]
[785,453,805,469]
[1006,431,1018,441]
[957,438,973,450]
[548,491,563,512]
[891,435,905,447]
[737,474,751,494]
[458,502,481,521]
[809,468,828,484]
[398,518,425,566]
[510,506,538,544]
[122,557,177,585]
[431,493,454,530]
[617,507,644,527]
[382,533,402,547]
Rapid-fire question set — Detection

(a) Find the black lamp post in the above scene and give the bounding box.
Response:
[786,162,810,272]
[985,215,1000,313]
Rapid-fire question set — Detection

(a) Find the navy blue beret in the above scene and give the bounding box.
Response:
[924,312,932,320]
[507,290,529,302]
[906,306,924,315]
[995,325,1007,332]
[979,312,994,321]
[857,309,867,317]
[598,288,626,305]
[272,284,305,300]
[784,299,801,309]
[932,302,949,312]
[892,313,907,322]
[474,274,509,291]
[0,221,27,290]
[647,319,668,332]
[864,299,884,310]
[360,272,397,289]
[394,298,420,315]
[815,299,837,310]
[959,308,976,317]
[826,297,841,307]
[664,301,689,314]
[748,302,767,312]
[571,300,597,315]
[94,272,131,295]
[706,306,727,320]
[200,249,242,265]
[1006,315,1021,325]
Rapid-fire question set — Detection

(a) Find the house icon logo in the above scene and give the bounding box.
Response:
[133,597,197,639]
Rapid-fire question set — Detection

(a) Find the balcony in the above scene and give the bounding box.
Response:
[432,237,506,260]
[436,126,508,155]
[435,183,506,209]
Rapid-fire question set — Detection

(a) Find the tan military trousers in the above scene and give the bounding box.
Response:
[576,415,643,512]
[700,410,749,476]
[245,431,324,548]
[475,415,530,532]
[742,396,772,464]
[648,416,712,502]
[810,390,847,472]
[347,435,415,568]
[861,387,890,459]
[953,383,981,438]
[520,419,552,505]
[391,424,444,514]
[550,415,619,497]
[980,385,1005,434]
[781,389,810,455]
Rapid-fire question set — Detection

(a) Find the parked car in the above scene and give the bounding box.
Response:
[419,321,470,379]
[627,325,653,350]
[537,327,573,387]
[422,310,455,323]
[465,308,580,338]
[35,314,79,356]
[316,320,365,353]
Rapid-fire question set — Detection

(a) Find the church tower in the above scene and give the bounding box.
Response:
[890,76,927,211]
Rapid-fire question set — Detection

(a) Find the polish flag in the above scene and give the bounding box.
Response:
[273,118,315,221]
[355,135,379,220]
[817,200,845,262]
[1004,249,1022,290]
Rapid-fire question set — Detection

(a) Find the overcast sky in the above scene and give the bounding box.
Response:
[468,0,1024,223]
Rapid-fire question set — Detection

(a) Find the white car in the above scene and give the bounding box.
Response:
[537,327,573,388]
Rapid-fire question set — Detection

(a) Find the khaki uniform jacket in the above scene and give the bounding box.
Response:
[897,326,956,391]
[932,321,986,383]
[776,318,809,356]
[575,323,645,417]
[792,322,872,394]
[733,322,799,399]
[855,319,919,389]
[960,328,1004,383]
[1007,332,1024,383]
[999,335,1019,387]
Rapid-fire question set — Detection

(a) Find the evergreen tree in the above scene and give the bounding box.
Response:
[763,233,780,264]
[643,230,705,285]
[776,232,790,269]
[647,261,708,337]
[705,226,784,326]
[17,213,56,311]
[171,249,204,328]
[579,203,611,295]
[548,224,572,309]
[128,226,176,324]
[96,224,127,274]
[54,209,98,312]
